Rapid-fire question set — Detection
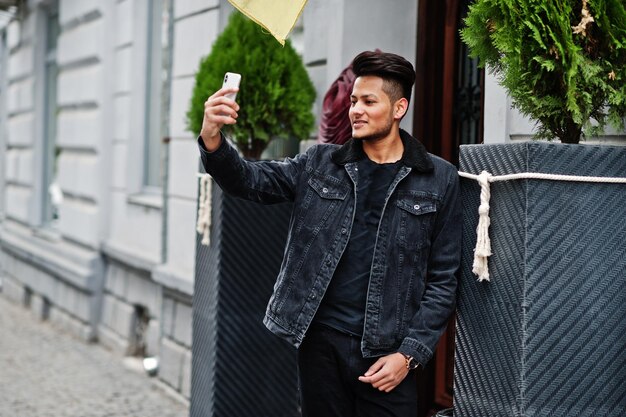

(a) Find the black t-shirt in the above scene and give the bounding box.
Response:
[313,157,400,336]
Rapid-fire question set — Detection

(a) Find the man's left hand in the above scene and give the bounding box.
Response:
[358,352,409,392]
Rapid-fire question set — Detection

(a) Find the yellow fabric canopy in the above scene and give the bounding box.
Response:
[227,0,308,45]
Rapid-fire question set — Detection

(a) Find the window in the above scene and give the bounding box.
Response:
[42,3,60,226]
[143,0,172,188]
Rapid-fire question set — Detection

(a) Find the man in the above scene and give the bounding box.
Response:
[198,50,461,417]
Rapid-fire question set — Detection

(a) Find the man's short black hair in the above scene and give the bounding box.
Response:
[351,50,416,104]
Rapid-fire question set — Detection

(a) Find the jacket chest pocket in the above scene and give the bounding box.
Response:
[308,176,350,200]
[295,175,350,234]
[395,192,438,250]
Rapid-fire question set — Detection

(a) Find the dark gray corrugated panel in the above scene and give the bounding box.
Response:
[455,142,626,417]
[191,180,299,417]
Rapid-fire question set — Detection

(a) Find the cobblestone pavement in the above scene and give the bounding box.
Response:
[0,295,189,417]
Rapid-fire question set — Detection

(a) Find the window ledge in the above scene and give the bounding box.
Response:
[127,192,163,210]
[153,263,194,297]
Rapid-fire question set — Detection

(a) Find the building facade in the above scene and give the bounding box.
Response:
[0,0,623,409]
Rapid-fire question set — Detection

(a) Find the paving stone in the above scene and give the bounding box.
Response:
[0,296,188,417]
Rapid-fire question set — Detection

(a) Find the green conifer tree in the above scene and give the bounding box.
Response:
[462,0,626,143]
[187,12,315,158]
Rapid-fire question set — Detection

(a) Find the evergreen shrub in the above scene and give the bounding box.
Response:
[187,12,316,159]
[462,0,626,143]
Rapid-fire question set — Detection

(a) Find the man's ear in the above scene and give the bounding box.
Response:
[394,98,409,120]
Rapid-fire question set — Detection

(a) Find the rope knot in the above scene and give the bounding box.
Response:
[473,171,493,282]
[196,174,212,246]
[458,168,626,283]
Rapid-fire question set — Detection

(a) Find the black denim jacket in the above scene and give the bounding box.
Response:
[198,129,461,366]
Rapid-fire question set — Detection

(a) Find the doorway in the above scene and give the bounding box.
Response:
[414,0,484,165]
[413,0,484,415]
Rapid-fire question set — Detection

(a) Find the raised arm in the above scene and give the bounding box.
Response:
[199,86,240,152]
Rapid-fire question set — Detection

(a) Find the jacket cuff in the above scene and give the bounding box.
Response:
[398,337,433,366]
[197,132,229,161]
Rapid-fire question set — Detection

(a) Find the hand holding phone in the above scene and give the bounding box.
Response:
[200,72,241,151]
[222,72,241,101]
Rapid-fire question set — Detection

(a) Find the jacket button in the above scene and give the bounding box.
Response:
[414,204,420,210]
[341,228,347,234]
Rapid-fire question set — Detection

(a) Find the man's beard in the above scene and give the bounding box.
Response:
[352,118,394,143]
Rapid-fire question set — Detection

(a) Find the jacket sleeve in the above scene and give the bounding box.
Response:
[197,134,311,204]
[398,166,462,366]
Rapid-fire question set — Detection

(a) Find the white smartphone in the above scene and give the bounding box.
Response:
[222,72,241,101]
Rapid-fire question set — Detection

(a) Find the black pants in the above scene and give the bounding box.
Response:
[298,324,418,417]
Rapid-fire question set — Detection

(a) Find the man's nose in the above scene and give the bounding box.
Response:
[350,103,363,116]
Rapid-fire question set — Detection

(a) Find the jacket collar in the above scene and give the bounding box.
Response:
[330,129,434,173]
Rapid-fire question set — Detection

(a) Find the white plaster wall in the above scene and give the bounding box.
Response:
[6,113,34,146]
[302,1,328,65]
[124,0,148,195]
[112,0,132,205]
[113,94,131,141]
[174,0,219,19]
[4,151,17,182]
[483,71,510,144]
[111,143,128,190]
[104,0,162,264]
[508,108,537,142]
[6,20,21,50]
[166,197,196,278]
[172,11,218,77]
[5,185,31,223]
[168,139,198,199]
[168,77,194,139]
[3,10,36,225]
[19,150,33,185]
[56,152,99,200]
[164,139,198,280]
[482,66,538,143]
[114,47,132,93]
[302,63,326,137]
[57,66,103,107]
[57,18,103,65]
[15,149,34,185]
[7,45,33,80]
[58,198,100,248]
[7,78,34,114]
[109,191,162,261]
[54,1,106,249]
[159,3,224,285]
[59,0,102,26]
[302,0,339,135]
[115,0,132,47]
[4,149,33,185]
[56,109,102,149]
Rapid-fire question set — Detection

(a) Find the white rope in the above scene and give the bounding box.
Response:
[459,170,626,282]
[196,173,212,246]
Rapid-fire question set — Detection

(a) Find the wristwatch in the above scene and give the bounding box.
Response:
[401,353,421,371]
